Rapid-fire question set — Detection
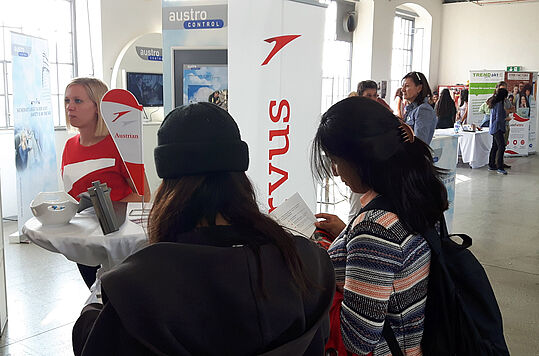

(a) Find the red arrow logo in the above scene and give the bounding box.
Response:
[112,110,130,122]
[261,35,301,66]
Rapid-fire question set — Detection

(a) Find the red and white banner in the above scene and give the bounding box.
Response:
[505,113,529,157]
[100,89,145,195]
[228,0,326,212]
[504,71,537,154]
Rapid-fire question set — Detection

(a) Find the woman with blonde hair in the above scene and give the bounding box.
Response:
[62,77,150,202]
[62,77,150,288]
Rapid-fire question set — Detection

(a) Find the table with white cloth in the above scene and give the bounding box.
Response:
[435,128,493,168]
[22,209,148,272]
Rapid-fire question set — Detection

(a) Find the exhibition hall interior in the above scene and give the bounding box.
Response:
[0,0,538,355]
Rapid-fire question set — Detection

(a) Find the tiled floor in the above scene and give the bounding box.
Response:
[451,155,539,356]
[1,221,86,355]
[0,155,538,355]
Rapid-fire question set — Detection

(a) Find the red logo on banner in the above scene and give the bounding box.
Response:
[513,113,530,122]
[261,35,301,66]
[112,110,131,122]
[101,89,145,196]
[513,140,517,145]
[521,140,525,145]
[267,99,291,212]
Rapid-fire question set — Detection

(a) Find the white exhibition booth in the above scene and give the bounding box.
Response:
[10,0,329,301]
[1,0,466,338]
[162,0,327,213]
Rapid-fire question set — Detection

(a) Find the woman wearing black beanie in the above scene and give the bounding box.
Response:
[72,102,335,356]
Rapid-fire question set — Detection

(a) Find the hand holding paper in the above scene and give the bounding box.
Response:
[314,213,346,238]
[269,193,317,238]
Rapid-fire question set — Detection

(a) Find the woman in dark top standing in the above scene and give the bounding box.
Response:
[435,88,457,129]
[488,88,509,175]
[72,103,335,356]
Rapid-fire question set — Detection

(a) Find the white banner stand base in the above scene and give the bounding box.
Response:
[9,231,29,244]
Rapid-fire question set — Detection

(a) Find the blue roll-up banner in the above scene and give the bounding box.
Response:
[11,32,58,242]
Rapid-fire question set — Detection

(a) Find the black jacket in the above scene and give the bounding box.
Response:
[73,225,335,355]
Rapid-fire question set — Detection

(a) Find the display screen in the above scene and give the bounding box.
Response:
[183,65,228,110]
[126,72,163,107]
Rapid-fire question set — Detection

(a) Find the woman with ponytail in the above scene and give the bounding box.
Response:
[312,97,448,355]
[401,71,437,144]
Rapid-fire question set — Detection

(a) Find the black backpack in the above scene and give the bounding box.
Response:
[359,197,510,356]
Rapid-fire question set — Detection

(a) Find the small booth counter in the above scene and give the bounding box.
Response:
[435,128,493,169]
[22,209,148,273]
[430,134,458,232]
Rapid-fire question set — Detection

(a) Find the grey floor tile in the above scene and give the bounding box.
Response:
[0,342,39,356]
[484,265,539,356]
[9,323,75,356]
[1,223,87,354]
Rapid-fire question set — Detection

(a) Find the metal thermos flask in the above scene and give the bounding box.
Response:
[87,180,120,235]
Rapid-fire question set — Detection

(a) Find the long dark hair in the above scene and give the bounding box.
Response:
[487,82,508,107]
[311,97,448,234]
[148,172,311,293]
[523,83,533,96]
[488,88,508,109]
[436,89,456,118]
[402,71,432,105]
[519,93,530,108]
[459,89,469,106]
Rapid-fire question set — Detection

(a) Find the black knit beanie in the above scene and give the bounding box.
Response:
[154,102,249,178]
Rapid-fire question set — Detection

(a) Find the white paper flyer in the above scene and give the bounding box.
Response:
[269,192,317,238]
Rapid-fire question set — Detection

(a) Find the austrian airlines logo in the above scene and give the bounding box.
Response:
[261,35,301,66]
[112,110,131,122]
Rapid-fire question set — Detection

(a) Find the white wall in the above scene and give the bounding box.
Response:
[438,2,539,85]
[351,0,443,101]
[100,0,162,86]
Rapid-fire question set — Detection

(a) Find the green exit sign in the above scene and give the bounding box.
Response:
[507,66,522,72]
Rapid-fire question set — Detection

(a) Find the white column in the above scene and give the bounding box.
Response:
[228,0,326,212]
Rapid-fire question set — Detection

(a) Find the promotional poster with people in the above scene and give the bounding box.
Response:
[469,70,538,156]
[504,71,537,154]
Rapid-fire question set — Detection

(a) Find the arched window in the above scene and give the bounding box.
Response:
[390,3,432,106]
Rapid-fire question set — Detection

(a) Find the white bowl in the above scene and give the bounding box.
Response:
[30,191,79,226]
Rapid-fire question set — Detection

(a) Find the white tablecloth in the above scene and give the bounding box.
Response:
[435,128,493,168]
[22,210,148,271]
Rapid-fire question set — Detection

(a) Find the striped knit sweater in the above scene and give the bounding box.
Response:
[328,190,431,356]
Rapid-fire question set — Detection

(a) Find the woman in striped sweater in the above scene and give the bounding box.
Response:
[312,97,448,355]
